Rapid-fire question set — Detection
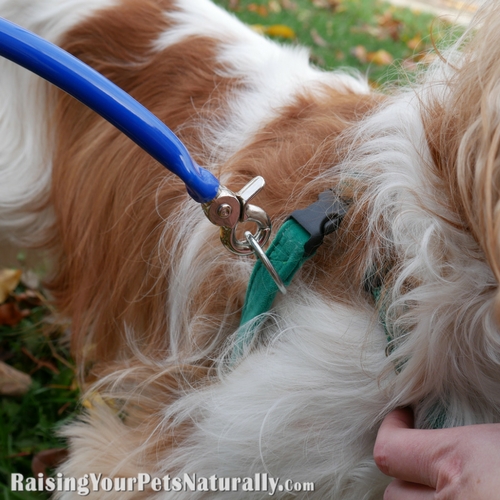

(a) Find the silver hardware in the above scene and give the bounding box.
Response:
[245,231,286,294]
[237,177,266,205]
[217,203,233,219]
[203,185,241,228]
[202,176,272,255]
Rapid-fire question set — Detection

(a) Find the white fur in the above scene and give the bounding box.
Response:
[162,296,391,499]
[336,80,500,427]
[0,0,118,245]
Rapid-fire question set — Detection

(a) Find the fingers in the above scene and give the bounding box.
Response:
[380,407,414,431]
[384,480,435,500]
[374,408,450,488]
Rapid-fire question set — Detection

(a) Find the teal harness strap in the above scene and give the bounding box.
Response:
[233,219,313,358]
[236,192,448,429]
[233,190,348,360]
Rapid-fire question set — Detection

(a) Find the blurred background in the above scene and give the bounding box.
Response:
[213,0,476,84]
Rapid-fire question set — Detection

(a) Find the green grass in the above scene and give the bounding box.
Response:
[0,0,462,498]
[214,0,461,84]
[0,279,79,499]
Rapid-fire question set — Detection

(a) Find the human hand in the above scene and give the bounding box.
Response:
[374,408,500,499]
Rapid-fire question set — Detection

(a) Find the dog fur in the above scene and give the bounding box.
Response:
[2,0,500,498]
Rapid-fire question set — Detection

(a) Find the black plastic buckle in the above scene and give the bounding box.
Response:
[288,189,348,257]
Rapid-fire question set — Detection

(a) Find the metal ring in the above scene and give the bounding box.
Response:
[219,203,271,256]
[245,231,287,295]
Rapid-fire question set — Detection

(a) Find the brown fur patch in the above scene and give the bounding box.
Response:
[46,0,242,372]
[218,90,382,303]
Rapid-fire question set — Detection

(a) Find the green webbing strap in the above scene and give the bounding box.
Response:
[233,219,313,359]
[233,190,348,361]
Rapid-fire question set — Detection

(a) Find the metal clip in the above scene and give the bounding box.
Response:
[202,176,271,255]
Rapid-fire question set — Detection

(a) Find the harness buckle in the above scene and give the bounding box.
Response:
[288,189,348,256]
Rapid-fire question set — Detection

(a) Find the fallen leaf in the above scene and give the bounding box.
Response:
[268,0,281,13]
[0,302,28,326]
[352,45,368,64]
[247,3,268,16]
[407,34,422,51]
[376,11,403,41]
[264,24,296,38]
[310,28,329,47]
[417,52,437,65]
[15,289,44,307]
[0,269,22,304]
[32,448,68,478]
[367,49,394,66]
[312,0,341,10]
[0,361,32,396]
[351,24,389,40]
[281,0,298,10]
[228,0,239,9]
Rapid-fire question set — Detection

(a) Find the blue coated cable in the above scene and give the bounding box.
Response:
[0,17,220,204]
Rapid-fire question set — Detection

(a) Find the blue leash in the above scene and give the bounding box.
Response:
[0,17,218,204]
[0,16,271,255]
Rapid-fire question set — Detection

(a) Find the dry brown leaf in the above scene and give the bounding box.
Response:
[351,24,392,40]
[376,11,403,41]
[0,269,22,304]
[407,34,422,51]
[0,302,28,326]
[311,0,341,10]
[268,0,281,13]
[228,0,239,9]
[15,289,44,307]
[281,0,298,10]
[367,49,394,66]
[248,3,268,16]
[352,45,368,64]
[417,52,437,65]
[0,361,32,396]
[32,448,68,478]
[310,28,329,47]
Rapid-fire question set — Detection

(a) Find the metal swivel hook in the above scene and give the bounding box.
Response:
[202,176,271,255]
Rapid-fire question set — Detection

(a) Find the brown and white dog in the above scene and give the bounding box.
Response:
[1,0,500,498]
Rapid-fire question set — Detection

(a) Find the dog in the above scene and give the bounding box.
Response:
[2,0,500,497]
